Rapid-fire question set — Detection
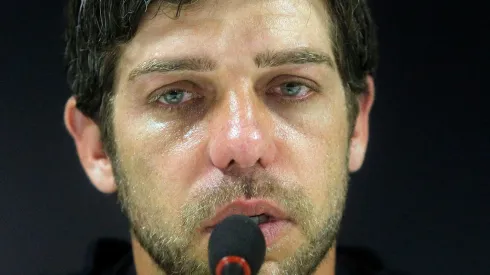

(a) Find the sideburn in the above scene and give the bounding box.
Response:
[99,95,117,161]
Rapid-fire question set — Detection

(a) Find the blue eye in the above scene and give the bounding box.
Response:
[278,82,310,97]
[157,89,193,105]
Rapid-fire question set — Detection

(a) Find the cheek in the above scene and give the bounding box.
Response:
[112,102,208,213]
[276,92,350,204]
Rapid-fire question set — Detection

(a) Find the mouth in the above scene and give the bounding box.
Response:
[248,213,273,225]
[201,199,293,246]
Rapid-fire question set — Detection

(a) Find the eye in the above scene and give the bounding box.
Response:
[270,82,312,100]
[156,88,195,106]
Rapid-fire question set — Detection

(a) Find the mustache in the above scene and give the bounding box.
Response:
[179,172,313,236]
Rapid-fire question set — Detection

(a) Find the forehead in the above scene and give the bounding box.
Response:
[120,0,333,72]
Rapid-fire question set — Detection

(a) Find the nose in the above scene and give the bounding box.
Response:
[208,90,277,171]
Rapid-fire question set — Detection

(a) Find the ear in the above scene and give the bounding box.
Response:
[64,97,117,193]
[348,76,375,172]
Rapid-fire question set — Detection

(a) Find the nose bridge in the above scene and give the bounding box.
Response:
[208,84,276,170]
[228,89,259,141]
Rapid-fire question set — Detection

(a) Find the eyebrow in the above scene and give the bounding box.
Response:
[254,48,335,69]
[128,48,335,81]
[128,57,217,81]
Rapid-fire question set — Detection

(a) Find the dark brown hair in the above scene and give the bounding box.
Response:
[64,0,378,150]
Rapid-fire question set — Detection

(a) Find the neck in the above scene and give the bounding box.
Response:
[132,237,336,275]
[132,237,162,275]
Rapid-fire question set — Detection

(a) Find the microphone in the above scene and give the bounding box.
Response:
[208,215,266,275]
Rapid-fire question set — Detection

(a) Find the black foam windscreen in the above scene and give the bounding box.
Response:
[208,215,266,275]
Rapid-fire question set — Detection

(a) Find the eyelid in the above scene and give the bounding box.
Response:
[147,81,200,103]
[268,75,320,92]
[267,79,319,98]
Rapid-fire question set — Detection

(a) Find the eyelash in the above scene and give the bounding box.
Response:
[148,89,200,112]
[269,80,316,103]
[149,79,317,112]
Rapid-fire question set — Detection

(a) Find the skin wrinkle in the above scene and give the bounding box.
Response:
[112,1,349,273]
[64,0,375,274]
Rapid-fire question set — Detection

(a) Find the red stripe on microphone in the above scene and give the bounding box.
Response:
[215,256,251,275]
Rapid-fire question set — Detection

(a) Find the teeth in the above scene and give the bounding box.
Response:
[250,214,269,224]
[259,214,269,224]
[250,216,260,224]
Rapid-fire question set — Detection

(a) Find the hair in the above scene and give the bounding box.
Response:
[64,0,378,152]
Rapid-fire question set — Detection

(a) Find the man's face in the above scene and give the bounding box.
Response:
[111,0,353,273]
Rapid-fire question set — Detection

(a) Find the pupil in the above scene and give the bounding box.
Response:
[164,91,184,104]
[283,83,301,96]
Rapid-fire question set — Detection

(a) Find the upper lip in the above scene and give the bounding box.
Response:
[200,199,290,231]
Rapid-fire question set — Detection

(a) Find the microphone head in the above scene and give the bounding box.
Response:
[208,215,266,275]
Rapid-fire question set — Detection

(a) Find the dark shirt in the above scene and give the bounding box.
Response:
[77,238,407,275]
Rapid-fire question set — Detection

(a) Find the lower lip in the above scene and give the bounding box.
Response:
[259,219,291,246]
[205,219,292,247]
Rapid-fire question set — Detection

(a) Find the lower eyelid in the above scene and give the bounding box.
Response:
[268,92,313,102]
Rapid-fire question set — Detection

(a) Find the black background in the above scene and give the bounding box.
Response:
[1,1,489,274]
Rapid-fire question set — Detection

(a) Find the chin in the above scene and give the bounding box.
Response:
[257,261,281,275]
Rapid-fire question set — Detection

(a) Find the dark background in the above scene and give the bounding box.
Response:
[1,0,489,274]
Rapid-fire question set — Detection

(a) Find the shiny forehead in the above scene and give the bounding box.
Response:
[121,0,335,71]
